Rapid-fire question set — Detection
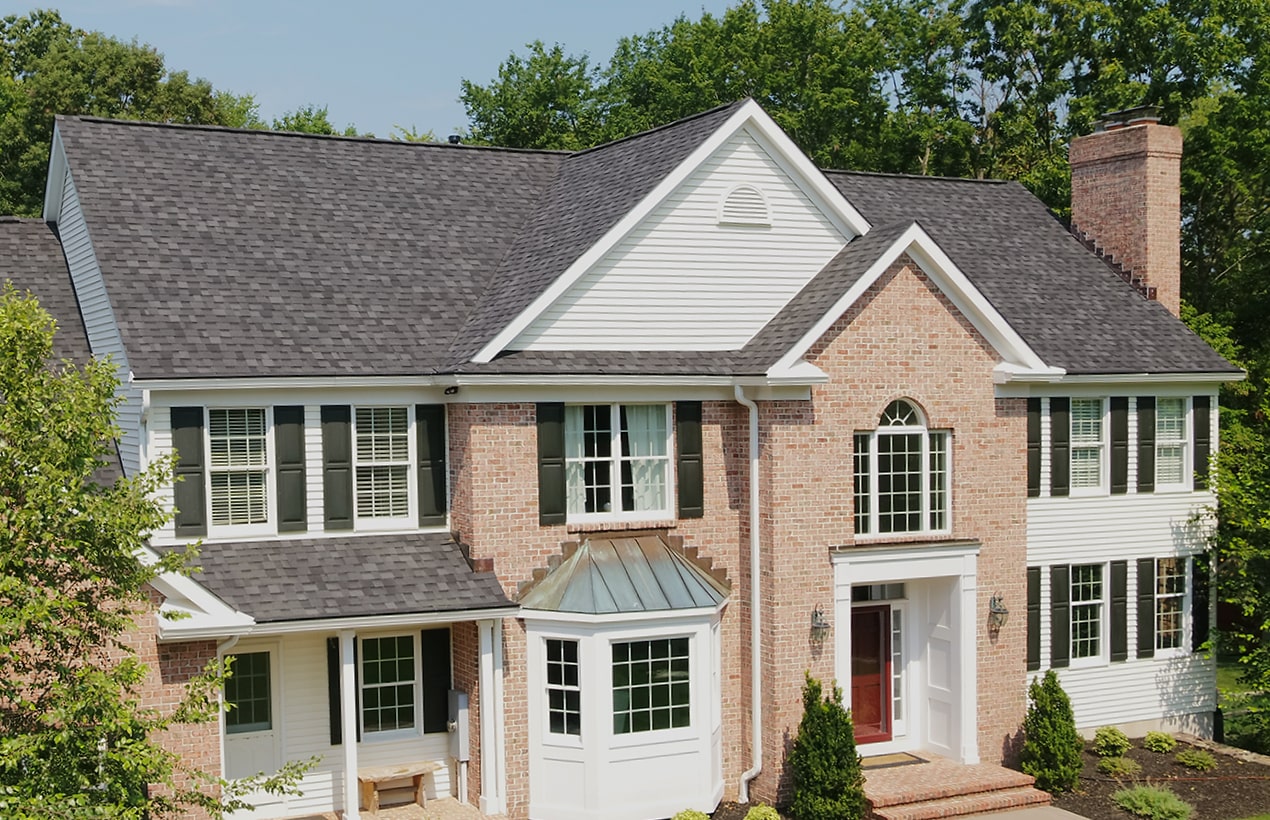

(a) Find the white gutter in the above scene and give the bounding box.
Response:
[734,384,762,802]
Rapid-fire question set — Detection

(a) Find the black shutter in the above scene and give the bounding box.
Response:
[171,407,207,537]
[1137,397,1156,493]
[1050,565,1070,668]
[1111,397,1129,494]
[1027,566,1042,671]
[421,627,452,734]
[274,406,307,533]
[1050,398,1070,497]
[676,401,704,519]
[1192,552,1211,652]
[1137,557,1156,659]
[538,403,566,526]
[327,637,342,745]
[322,405,353,530]
[416,405,447,527]
[1027,398,1042,498]
[1110,560,1128,662]
[1194,396,1212,491]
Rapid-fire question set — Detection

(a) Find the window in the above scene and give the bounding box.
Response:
[209,408,269,527]
[1156,558,1187,651]
[612,637,690,734]
[225,651,271,734]
[1156,398,1188,487]
[565,404,670,519]
[355,407,411,521]
[361,635,416,734]
[1071,564,1104,660]
[546,639,581,736]
[1070,398,1105,490]
[854,400,950,535]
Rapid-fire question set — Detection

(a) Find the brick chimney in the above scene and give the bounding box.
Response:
[1069,106,1183,316]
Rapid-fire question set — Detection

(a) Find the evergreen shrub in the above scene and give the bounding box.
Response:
[672,811,710,820]
[1097,756,1142,777]
[788,672,867,820]
[1143,731,1177,753]
[1174,748,1217,771]
[1094,726,1132,757]
[1112,785,1194,819]
[744,806,782,820]
[1019,670,1084,792]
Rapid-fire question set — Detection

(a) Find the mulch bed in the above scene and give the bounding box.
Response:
[711,802,788,819]
[1051,738,1270,819]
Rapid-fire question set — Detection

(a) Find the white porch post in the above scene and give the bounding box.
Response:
[478,618,507,815]
[340,630,360,820]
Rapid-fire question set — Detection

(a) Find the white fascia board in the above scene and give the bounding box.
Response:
[42,125,67,223]
[244,607,519,636]
[998,370,1242,388]
[744,361,829,385]
[472,99,872,364]
[139,547,255,640]
[135,375,441,391]
[996,372,1240,398]
[770,223,1052,376]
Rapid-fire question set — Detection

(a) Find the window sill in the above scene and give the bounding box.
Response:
[567,519,677,534]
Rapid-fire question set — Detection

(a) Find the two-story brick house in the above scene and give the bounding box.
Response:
[3,99,1238,819]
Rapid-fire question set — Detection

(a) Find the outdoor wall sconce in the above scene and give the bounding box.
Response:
[988,594,1010,630]
[810,606,832,641]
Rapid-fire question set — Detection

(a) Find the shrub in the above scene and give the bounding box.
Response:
[1174,748,1217,771]
[1112,784,1194,819]
[672,812,710,820]
[1097,756,1143,777]
[788,672,867,820]
[1020,670,1084,793]
[745,806,782,820]
[1094,726,1132,757]
[1143,731,1177,753]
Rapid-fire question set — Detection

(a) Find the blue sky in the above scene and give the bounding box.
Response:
[2,1,735,138]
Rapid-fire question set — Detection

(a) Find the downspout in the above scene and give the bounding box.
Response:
[215,634,241,787]
[734,384,762,802]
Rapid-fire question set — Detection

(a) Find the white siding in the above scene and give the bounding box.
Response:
[57,165,142,476]
[305,405,325,533]
[148,409,177,542]
[1028,493,1214,560]
[512,127,849,352]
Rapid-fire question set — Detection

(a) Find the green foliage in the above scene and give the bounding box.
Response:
[1143,731,1177,753]
[672,811,710,820]
[1224,692,1270,755]
[1094,726,1132,757]
[272,103,362,137]
[1020,670,1084,793]
[1174,748,1217,771]
[0,285,306,816]
[788,672,867,820]
[745,805,782,820]
[1113,785,1194,820]
[1097,756,1143,777]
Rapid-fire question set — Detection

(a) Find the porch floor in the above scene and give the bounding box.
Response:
[285,796,506,820]
[864,754,1050,820]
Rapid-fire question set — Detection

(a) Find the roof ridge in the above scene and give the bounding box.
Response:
[568,98,749,158]
[0,215,47,224]
[823,168,1010,185]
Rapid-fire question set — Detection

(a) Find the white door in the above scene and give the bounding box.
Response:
[223,650,280,780]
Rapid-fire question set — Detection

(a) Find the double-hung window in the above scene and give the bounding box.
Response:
[1155,398,1189,488]
[208,408,270,529]
[854,399,950,536]
[1070,564,1104,662]
[361,635,417,735]
[1155,557,1188,651]
[565,404,671,520]
[1070,398,1105,491]
[546,639,581,736]
[354,407,412,526]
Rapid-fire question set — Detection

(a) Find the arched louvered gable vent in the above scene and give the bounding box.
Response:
[718,184,771,226]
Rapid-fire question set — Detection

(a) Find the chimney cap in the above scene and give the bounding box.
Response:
[1094,105,1162,132]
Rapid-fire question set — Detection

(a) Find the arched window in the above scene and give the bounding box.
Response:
[853,400,950,536]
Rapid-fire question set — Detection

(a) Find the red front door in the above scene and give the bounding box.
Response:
[851,605,892,744]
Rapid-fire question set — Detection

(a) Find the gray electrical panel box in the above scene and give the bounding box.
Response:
[447,689,470,762]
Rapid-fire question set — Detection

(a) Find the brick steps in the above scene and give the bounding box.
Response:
[871,785,1051,820]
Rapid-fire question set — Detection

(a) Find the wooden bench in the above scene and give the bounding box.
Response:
[357,760,441,813]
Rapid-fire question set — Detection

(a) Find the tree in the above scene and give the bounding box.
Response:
[1020,670,1083,792]
[787,673,867,820]
[272,103,362,137]
[0,284,303,816]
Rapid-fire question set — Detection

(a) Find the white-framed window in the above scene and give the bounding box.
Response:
[208,407,270,529]
[224,651,272,734]
[565,404,671,521]
[1155,557,1188,652]
[546,638,581,736]
[1070,398,1106,491]
[611,636,691,734]
[360,634,417,735]
[854,399,951,536]
[354,406,413,527]
[1070,564,1104,662]
[1156,398,1190,488]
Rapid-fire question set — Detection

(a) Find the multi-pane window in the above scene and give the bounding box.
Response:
[225,651,271,734]
[209,408,268,527]
[565,404,669,518]
[1156,399,1188,486]
[854,400,950,535]
[1156,558,1188,650]
[1070,399,1105,489]
[1071,564,1104,660]
[546,639,581,736]
[361,635,416,733]
[612,638,690,734]
[355,407,411,519]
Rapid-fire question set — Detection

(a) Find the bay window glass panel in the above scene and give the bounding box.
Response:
[612,637,690,734]
[225,651,271,734]
[208,408,268,526]
[1071,564,1103,659]
[355,407,410,518]
[546,638,581,736]
[361,635,415,733]
[1156,557,1187,650]
[1070,399,1104,488]
[1156,398,1187,485]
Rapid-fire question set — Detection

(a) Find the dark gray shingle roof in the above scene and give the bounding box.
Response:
[0,217,92,364]
[179,532,513,623]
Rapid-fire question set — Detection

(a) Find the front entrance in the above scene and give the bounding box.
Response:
[851,606,892,744]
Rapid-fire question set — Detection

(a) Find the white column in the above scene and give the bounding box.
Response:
[958,558,980,764]
[478,619,506,815]
[340,630,360,820]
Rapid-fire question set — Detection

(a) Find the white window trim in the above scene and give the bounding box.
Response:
[205,406,276,539]
[1154,397,1193,493]
[1069,562,1107,669]
[352,405,417,532]
[1069,397,1108,497]
[358,631,424,743]
[565,403,675,525]
[1154,556,1192,658]
[543,636,583,747]
[854,405,953,540]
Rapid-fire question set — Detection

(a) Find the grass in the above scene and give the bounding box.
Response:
[1218,657,1254,698]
